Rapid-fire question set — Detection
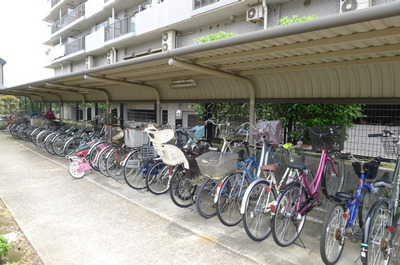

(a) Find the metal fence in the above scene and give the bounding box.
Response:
[105,15,136,41]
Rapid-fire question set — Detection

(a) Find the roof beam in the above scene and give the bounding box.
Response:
[168,58,256,136]
[83,75,161,123]
[46,82,110,104]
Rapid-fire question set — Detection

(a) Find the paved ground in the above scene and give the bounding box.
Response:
[0,131,362,265]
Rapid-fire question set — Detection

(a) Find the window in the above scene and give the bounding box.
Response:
[127,109,155,122]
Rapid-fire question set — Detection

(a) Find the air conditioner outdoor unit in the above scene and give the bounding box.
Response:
[106,50,115,64]
[161,30,176,52]
[340,0,371,13]
[85,55,94,69]
[246,4,264,22]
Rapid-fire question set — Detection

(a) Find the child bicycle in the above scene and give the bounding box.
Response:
[320,154,392,265]
[361,129,400,265]
[271,125,346,247]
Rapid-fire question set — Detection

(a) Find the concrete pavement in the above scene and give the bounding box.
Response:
[0,131,362,265]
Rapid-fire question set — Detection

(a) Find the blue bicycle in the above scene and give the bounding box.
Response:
[320,155,392,265]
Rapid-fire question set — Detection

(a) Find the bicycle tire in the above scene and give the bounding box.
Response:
[98,146,113,177]
[68,160,85,179]
[63,137,83,156]
[169,165,196,208]
[9,124,20,139]
[320,202,346,265]
[271,182,307,247]
[361,200,391,265]
[145,161,170,194]
[36,130,52,151]
[44,133,58,155]
[106,147,125,180]
[52,133,69,157]
[30,127,43,145]
[88,141,107,171]
[322,157,345,199]
[195,178,219,219]
[242,179,277,242]
[358,186,381,229]
[216,171,249,227]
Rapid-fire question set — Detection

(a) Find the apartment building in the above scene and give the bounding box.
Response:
[42,0,398,125]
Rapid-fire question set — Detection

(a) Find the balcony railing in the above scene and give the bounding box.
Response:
[105,15,136,41]
[51,3,85,34]
[193,0,220,9]
[65,37,85,56]
[51,0,62,8]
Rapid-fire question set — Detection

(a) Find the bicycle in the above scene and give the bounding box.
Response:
[211,121,284,227]
[361,129,400,265]
[320,154,391,265]
[270,125,346,247]
[240,141,305,242]
[194,120,253,219]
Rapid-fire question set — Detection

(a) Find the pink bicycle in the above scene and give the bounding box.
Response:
[271,125,346,247]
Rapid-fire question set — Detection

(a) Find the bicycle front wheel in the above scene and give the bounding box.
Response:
[322,157,345,199]
[361,200,391,265]
[123,151,148,190]
[320,202,347,265]
[242,179,276,242]
[271,182,307,247]
[146,161,169,194]
[169,166,196,208]
[216,171,250,227]
[195,178,219,219]
[106,147,125,180]
[391,213,400,264]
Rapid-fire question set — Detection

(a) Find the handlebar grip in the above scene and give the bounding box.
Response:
[368,134,383,137]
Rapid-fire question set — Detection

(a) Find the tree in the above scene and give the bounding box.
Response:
[0,95,20,114]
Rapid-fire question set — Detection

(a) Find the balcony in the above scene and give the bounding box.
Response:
[51,0,62,8]
[135,0,192,35]
[51,3,85,34]
[65,37,85,56]
[105,15,136,41]
[193,0,220,9]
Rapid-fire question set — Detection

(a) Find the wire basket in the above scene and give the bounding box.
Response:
[139,145,157,159]
[124,129,149,148]
[308,125,346,152]
[219,124,247,141]
[196,152,238,180]
[381,131,400,156]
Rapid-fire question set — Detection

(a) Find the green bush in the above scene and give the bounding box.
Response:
[279,15,318,25]
[0,235,10,258]
[5,262,20,265]
[194,31,236,44]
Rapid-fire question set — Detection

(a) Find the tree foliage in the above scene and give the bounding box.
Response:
[279,15,318,25]
[0,95,19,114]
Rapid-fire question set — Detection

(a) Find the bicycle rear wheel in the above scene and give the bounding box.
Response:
[44,133,58,155]
[361,200,391,265]
[242,179,276,241]
[271,182,307,247]
[216,171,249,227]
[146,161,170,194]
[391,213,400,264]
[169,166,196,208]
[98,146,113,177]
[320,202,346,265]
[106,147,125,180]
[53,133,69,157]
[195,178,219,219]
[63,137,83,156]
[123,151,148,190]
[322,157,345,199]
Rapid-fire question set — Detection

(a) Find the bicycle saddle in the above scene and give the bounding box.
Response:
[373,172,394,189]
[335,190,354,200]
[286,156,307,170]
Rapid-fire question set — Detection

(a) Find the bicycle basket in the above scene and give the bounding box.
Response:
[124,129,149,148]
[381,131,400,156]
[352,160,380,180]
[308,125,346,152]
[219,124,247,141]
[195,152,238,180]
[252,121,283,144]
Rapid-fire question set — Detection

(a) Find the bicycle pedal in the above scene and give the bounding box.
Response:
[355,231,363,241]
[311,200,322,207]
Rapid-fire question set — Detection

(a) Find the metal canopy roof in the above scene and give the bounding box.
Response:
[2,1,400,105]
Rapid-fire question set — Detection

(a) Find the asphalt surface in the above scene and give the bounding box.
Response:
[0,131,362,265]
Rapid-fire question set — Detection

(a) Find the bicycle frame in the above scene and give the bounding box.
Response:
[297,149,338,216]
